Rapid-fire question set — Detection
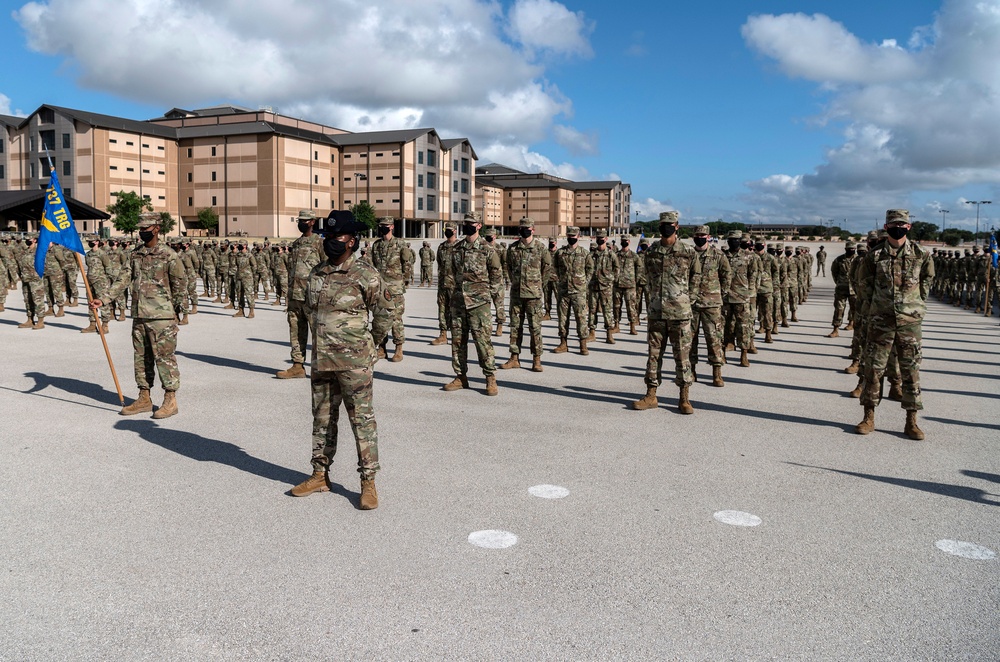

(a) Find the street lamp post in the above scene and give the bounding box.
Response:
[940,209,949,232]
[353,172,367,206]
[965,201,992,245]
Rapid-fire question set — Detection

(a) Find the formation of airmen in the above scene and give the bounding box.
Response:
[930,245,998,315]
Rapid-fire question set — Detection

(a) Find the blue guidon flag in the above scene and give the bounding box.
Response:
[34,167,85,277]
[990,232,999,270]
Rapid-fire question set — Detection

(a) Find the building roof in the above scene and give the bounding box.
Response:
[567,181,620,190]
[0,114,23,128]
[440,137,479,161]
[331,128,436,147]
[0,190,110,221]
[477,163,526,176]
[41,105,177,139]
[176,121,337,145]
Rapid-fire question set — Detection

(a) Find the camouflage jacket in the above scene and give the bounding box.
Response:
[105,242,187,319]
[17,247,41,282]
[755,251,776,295]
[506,238,552,300]
[816,249,827,265]
[831,253,855,294]
[419,246,435,266]
[436,241,459,289]
[55,245,78,273]
[305,254,389,372]
[44,248,65,277]
[615,248,640,288]
[589,248,620,290]
[289,233,324,301]
[85,248,110,298]
[726,249,758,304]
[370,236,412,294]
[271,250,288,275]
[545,249,560,283]
[856,239,934,325]
[555,244,594,295]
[643,239,702,321]
[235,252,257,277]
[180,250,198,279]
[452,236,503,310]
[693,246,731,308]
[783,254,799,288]
[254,249,270,273]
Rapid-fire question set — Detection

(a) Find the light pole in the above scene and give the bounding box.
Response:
[353,172,366,207]
[965,200,991,244]
[939,209,949,232]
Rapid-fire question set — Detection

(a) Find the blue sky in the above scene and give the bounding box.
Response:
[3,0,998,233]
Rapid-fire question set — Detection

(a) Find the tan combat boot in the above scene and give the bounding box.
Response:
[495,322,503,337]
[826,328,840,338]
[606,329,616,344]
[632,387,658,410]
[887,381,903,401]
[224,302,235,310]
[276,362,307,379]
[580,338,589,355]
[32,320,45,330]
[430,331,448,345]
[291,470,330,497]
[391,344,403,362]
[191,303,198,314]
[712,365,724,387]
[587,328,596,342]
[500,355,521,369]
[748,340,758,355]
[725,342,735,352]
[212,295,222,303]
[764,330,773,344]
[120,389,153,416]
[443,375,470,391]
[55,305,65,318]
[844,321,854,331]
[179,313,189,325]
[855,407,875,435]
[18,318,33,329]
[152,391,178,419]
[247,309,255,319]
[376,345,387,360]
[791,314,799,322]
[629,322,637,335]
[81,322,97,333]
[611,324,620,333]
[849,378,863,398]
[739,349,750,367]
[904,411,925,440]
[541,313,552,321]
[844,360,860,374]
[485,375,499,396]
[552,338,569,353]
[233,309,244,318]
[359,479,378,510]
[678,385,694,415]
[101,322,110,334]
[531,356,543,373]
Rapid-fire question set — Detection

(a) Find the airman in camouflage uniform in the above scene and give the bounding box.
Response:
[419,241,434,287]
[16,238,48,329]
[854,210,934,440]
[613,235,641,335]
[431,223,459,345]
[542,237,558,320]
[200,241,216,298]
[724,230,759,367]
[588,229,620,344]
[95,213,187,419]
[276,211,325,379]
[369,216,412,362]
[232,241,258,319]
[290,211,389,510]
[270,244,289,306]
[43,245,66,317]
[781,243,799,323]
[55,244,80,307]
[177,242,198,324]
[499,217,552,372]
[816,245,827,276]
[847,232,901,400]
[0,236,17,291]
[253,243,271,302]
[636,237,650,320]
[827,242,857,337]
[632,211,702,414]
[445,212,503,395]
[754,238,777,344]
[690,225,730,387]
[81,237,112,333]
[483,227,507,336]
[553,226,594,355]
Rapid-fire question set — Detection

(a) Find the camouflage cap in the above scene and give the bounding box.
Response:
[973,245,981,252]
[867,231,880,240]
[639,237,649,245]
[444,222,457,230]
[857,243,869,253]
[377,216,394,226]
[464,211,482,222]
[482,227,496,237]
[596,228,608,238]
[885,209,910,223]
[845,241,856,249]
[137,212,161,228]
[694,225,710,235]
[726,229,743,239]
[297,210,317,221]
[878,230,889,239]
[518,216,535,227]
[659,211,679,223]
[775,242,784,250]
[566,226,581,237]
[964,248,971,255]
[423,240,430,246]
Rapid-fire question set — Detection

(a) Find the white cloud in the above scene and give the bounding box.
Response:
[742,0,1000,228]
[632,198,676,221]
[0,93,12,116]
[553,124,598,156]
[479,141,590,181]
[14,0,595,178]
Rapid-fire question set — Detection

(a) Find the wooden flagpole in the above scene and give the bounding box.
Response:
[75,252,124,406]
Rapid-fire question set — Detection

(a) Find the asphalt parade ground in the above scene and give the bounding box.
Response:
[1,260,997,660]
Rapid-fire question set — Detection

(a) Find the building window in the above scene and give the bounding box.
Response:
[142,143,149,149]
[143,194,151,201]
[142,169,150,174]
[40,130,55,150]
[314,151,319,160]
[427,172,436,188]
[417,197,423,211]
[315,198,319,207]
[64,187,71,198]
[0,138,4,153]
[461,179,468,194]
[392,151,399,156]
[127,167,134,172]
[187,148,192,157]
[454,159,459,171]
[158,195,165,200]
[187,172,192,182]
[188,197,193,206]
[461,199,468,214]
[211,171,217,181]
[418,151,423,165]
[376,152,383,157]
[0,165,5,179]
[63,161,71,176]
[360,153,367,158]
[417,174,423,187]
[212,196,217,205]
[331,155,336,163]
[211,146,217,156]
[344,154,351,159]
[39,108,55,123]
[461,158,469,173]
[453,201,458,213]
[375,176,383,181]
[126,141,134,146]
[158,170,165,175]
[392,198,399,203]
[392,175,400,180]
[427,195,436,212]
[110,165,118,171]
[427,150,436,167]
[332,177,336,186]
[344,177,352,182]
[314,175,318,184]
[376,199,384,204]
[63,133,71,149]
[453,181,458,193]
[30,135,35,151]
[158,146,165,151]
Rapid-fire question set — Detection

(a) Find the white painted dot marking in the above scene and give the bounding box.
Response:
[713,510,762,527]
[468,530,518,549]
[528,484,570,499]
[935,540,996,560]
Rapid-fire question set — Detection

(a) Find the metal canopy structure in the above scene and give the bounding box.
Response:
[0,191,110,231]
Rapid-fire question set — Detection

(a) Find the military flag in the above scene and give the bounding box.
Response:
[34,167,85,277]
[990,232,998,269]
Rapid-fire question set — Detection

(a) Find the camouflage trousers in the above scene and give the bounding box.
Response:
[508,296,544,357]
[187,275,198,310]
[855,313,899,382]
[4,261,15,286]
[216,270,227,299]
[816,262,826,277]
[690,306,724,368]
[588,286,613,330]
[44,271,66,308]
[227,274,238,303]
[63,266,79,302]
[236,274,255,311]
[771,289,782,331]
[286,298,313,364]
[273,272,288,300]
[373,291,405,346]
[782,285,797,319]
[201,268,215,295]
[725,302,753,350]
[132,318,180,392]
[490,287,506,325]
[558,290,589,340]
[310,368,380,479]
[543,281,557,315]
[420,265,433,286]
[756,292,773,333]
[636,285,647,317]
[613,286,638,325]
[21,280,46,318]
[436,285,454,332]
[832,289,853,327]
[644,318,694,388]
[450,302,495,377]
[860,318,922,411]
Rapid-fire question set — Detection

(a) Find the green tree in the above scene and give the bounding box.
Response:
[106,190,152,236]
[350,201,377,234]
[158,211,177,235]
[940,228,974,246]
[910,221,939,242]
[197,207,219,234]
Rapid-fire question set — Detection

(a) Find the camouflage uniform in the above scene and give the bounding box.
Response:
[483,228,506,332]
[369,219,412,351]
[271,245,289,304]
[450,219,503,380]
[56,244,80,305]
[201,243,217,297]
[504,217,552,362]
[815,247,827,276]
[215,242,230,302]
[691,228,730,372]
[782,246,799,322]
[724,231,759,353]
[419,242,434,287]
[434,227,459,340]
[84,242,112,328]
[16,243,47,324]
[754,241,776,339]
[636,238,649,318]
[830,244,857,329]
[43,247,66,313]
[588,229,620,337]
[543,239,559,318]
[613,239,640,332]
[179,245,199,316]
[0,238,17,289]
[286,216,325,366]
[234,243,257,315]
[305,252,388,479]
[555,227,594,347]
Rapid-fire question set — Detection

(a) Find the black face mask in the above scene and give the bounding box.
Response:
[755,244,764,252]
[740,242,751,250]
[660,224,676,238]
[597,238,606,246]
[324,236,349,260]
[297,222,312,234]
[519,227,532,239]
[486,236,494,243]
[462,223,477,236]
[139,230,155,243]
[622,241,629,248]
[567,237,578,245]
[694,236,708,247]
[549,243,556,249]
[784,250,793,257]
[88,242,97,249]
[845,249,856,256]
[445,229,455,239]
[886,226,908,240]
[377,226,391,237]
[728,239,741,251]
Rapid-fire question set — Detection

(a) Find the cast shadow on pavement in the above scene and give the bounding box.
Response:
[175,350,275,375]
[248,337,291,348]
[785,462,1000,507]
[8,371,121,412]
[923,416,1000,432]
[961,470,1000,484]
[697,401,856,432]
[113,419,357,503]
